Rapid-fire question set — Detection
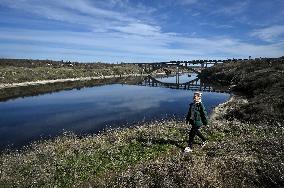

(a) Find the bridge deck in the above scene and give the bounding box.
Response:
[132,58,258,65]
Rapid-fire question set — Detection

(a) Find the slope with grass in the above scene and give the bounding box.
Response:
[199,57,284,124]
[0,59,143,84]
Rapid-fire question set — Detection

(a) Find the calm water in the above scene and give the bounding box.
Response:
[156,73,198,83]
[0,74,230,150]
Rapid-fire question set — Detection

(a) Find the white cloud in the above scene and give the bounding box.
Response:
[192,12,200,17]
[199,22,234,29]
[1,0,131,21]
[1,27,283,62]
[179,0,199,5]
[250,25,284,42]
[212,1,249,16]
[113,23,161,36]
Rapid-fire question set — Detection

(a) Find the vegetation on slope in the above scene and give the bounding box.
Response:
[0,59,143,84]
[200,57,284,124]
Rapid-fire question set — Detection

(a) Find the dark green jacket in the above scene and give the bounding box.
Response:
[186,102,208,127]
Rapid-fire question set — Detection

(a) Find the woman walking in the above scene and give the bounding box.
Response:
[184,91,208,152]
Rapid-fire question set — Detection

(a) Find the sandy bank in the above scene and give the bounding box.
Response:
[0,73,151,89]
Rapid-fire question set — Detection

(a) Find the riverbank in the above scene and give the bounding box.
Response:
[0,59,169,101]
[0,73,148,89]
[1,94,283,187]
[0,75,148,101]
[199,57,284,124]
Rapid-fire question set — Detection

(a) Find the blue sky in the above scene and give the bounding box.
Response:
[0,0,284,63]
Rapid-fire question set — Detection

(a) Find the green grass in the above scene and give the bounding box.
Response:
[0,122,186,187]
[51,141,172,187]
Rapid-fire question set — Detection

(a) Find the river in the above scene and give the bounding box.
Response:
[0,73,230,150]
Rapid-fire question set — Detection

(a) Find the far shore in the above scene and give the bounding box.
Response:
[0,73,161,89]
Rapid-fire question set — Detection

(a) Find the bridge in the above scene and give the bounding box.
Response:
[137,75,228,93]
[131,59,250,74]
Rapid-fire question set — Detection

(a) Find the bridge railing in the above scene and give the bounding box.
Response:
[132,58,274,74]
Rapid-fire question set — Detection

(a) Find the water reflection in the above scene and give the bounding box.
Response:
[0,74,230,150]
[0,76,145,102]
[155,73,198,83]
[138,74,225,93]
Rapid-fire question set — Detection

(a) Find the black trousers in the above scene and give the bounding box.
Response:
[188,126,206,147]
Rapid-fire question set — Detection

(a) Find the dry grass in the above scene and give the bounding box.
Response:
[199,57,284,123]
[0,60,142,84]
[0,120,184,187]
[89,96,284,188]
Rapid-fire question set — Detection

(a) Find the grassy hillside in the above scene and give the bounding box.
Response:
[0,59,143,84]
[200,57,284,124]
